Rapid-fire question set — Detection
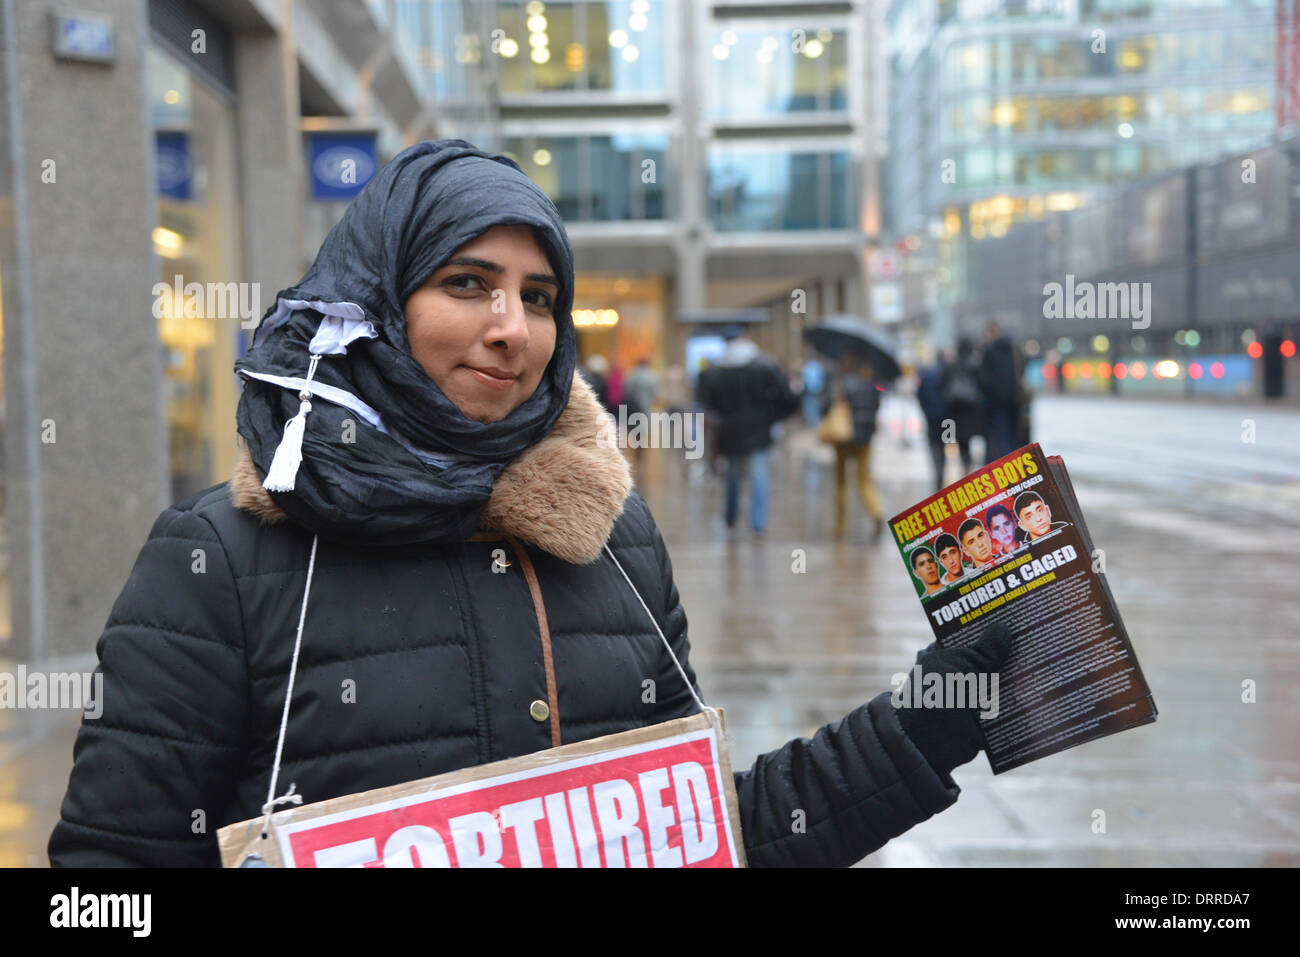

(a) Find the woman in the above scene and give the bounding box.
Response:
[826,353,886,541]
[48,140,1010,867]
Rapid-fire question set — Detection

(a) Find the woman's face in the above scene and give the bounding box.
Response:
[404,224,560,423]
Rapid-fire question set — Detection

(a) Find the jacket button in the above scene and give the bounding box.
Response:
[529,699,550,722]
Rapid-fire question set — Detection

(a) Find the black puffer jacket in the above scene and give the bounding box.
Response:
[697,340,799,457]
[49,379,958,867]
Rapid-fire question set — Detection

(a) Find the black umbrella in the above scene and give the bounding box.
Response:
[804,314,901,380]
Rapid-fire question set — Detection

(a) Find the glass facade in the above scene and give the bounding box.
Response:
[886,0,1279,279]
[147,43,243,502]
[941,25,1272,89]
[495,0,667,94]
[708,149,854,232]
[390,0,476,101]
[502,133,668,220]
[708,24,850,119]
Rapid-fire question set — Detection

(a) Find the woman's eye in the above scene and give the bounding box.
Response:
[445,274,488,292]
[524,289,554,309]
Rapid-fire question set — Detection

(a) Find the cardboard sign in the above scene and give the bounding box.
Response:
[219,711,746,868]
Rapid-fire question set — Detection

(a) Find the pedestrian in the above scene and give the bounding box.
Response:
[580,353,614,415]
[619,358,656,478]
[607,360,625,411]
[48,139,1012,868]
[825,353,886,541]
[696,327,798,539]
[978,321,1027,461]
[916,347,951,492]
[940,337,983,473]
[801,355,827,426]
[625,357,658,418]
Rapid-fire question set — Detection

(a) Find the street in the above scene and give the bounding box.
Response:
[640,394,1300,866]
[3,395,1298,866]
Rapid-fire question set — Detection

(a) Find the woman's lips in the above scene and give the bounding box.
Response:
[463,365,518,391]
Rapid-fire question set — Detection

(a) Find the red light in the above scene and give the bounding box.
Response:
[1042,364,1056,379]
[1079,363,1093,379]
[1098,362,1112,379]
[1210,361,1225,379]
[1062,362,1076,379]
[1247,341,1263,358]
[1283,340,1297,358]
[1189,362,1202,379]
[1113,362,1128,379]
[1130,362,1147,380]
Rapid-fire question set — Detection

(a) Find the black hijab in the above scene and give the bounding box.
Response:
[234,139,577,547]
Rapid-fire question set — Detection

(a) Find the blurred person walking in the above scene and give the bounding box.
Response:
[697,328,799,539]
[978,322,1027,460]
[917,348,952,491]
[801,355,828,426]
[625,358,658,417]
[940,337,983,473]
[823,354,885,541]
[618,358,657,479]
[607,361,625,411]
[580,353,614,415]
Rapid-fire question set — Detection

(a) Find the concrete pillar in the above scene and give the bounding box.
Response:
[671,0,706,348]
[233,6,304,308]
[0,0,166,661]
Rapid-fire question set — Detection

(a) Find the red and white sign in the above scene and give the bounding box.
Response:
[220,714,745,868]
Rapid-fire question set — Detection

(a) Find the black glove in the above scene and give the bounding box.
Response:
[892,623,1015,780]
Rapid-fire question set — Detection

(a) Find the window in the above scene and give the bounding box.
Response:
[502,133,669,221]
[496,0,666,94]
[710,25,850,119]
[708,149,854,231]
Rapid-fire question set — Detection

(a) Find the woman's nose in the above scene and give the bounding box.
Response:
[487,289,531,352]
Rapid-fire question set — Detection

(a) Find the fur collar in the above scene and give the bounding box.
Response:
[229,372,632,564]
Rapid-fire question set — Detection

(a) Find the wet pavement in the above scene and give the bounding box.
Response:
[3,394,1298,866]
[638,394,1300,867]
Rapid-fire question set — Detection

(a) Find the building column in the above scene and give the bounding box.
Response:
[1,0,165,661]
[671,0,706,363]
[233,9,304,312]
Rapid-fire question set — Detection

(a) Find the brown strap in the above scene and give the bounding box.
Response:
[506,536,562,747]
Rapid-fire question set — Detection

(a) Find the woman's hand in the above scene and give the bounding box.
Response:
[892,624,1015,779]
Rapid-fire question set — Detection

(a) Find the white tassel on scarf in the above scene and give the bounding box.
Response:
[263,354,322,492]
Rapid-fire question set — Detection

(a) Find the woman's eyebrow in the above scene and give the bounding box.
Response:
[442,256,559,287]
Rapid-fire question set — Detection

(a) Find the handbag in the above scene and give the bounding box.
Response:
[817,398,854,445]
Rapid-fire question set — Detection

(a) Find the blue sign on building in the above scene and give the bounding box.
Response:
[308,132,378,201]
[51,12,115,63]
[155,131,193,201]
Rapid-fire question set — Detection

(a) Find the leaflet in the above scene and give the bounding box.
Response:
[889,443,1157,773]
